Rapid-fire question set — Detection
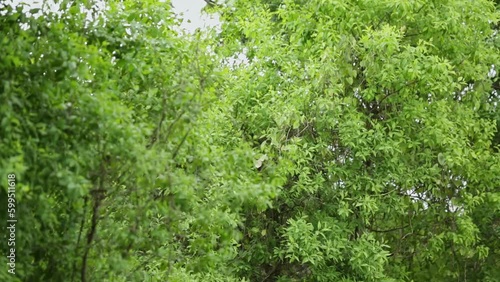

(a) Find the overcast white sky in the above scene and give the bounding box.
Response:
[171,0,220,32]
[4,0,219,32]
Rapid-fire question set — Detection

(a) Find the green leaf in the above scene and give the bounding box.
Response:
[438,153,446,166]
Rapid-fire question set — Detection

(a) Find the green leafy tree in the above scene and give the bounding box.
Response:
[0,1,276,281]
[216,0,500,280]
[1,0,499,281]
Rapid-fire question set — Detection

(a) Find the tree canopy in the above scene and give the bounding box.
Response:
[1,0,499,281]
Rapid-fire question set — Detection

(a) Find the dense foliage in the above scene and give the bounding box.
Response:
[1,0,499,281]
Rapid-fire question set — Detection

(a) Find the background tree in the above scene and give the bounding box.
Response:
[216,0,500,281]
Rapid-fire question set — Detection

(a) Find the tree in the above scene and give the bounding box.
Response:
[216,0,500,280]
[1,0,499,281]
[0,1,275,281]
